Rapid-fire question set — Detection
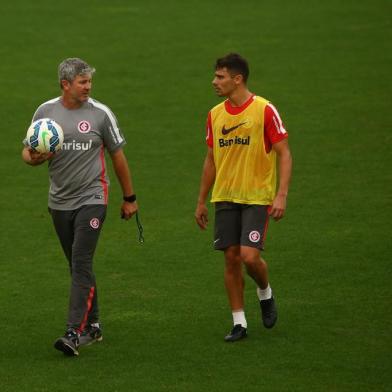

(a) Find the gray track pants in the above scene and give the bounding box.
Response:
[49,204,107,332]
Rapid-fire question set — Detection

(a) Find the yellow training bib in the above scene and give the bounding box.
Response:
[211,96,277,205]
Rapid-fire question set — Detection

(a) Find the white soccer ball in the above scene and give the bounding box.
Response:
[26,118,64,153]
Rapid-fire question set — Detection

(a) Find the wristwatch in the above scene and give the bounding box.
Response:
[123,194,136,203]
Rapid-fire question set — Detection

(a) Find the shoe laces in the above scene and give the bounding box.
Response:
[65,328,79,340]
[231,324,244,333]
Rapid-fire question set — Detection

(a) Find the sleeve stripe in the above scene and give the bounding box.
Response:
[206,124,211,141]
[206,111,213,147]
[89,98,124,144]
[267,103,287,134]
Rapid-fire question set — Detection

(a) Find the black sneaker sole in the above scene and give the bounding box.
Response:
[224,333,247,342]
[263,318,277,329]
[54,339,79,356]
[224,329,248,342]
[79,335,103,347]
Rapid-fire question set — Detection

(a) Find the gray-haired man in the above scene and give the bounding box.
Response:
[22,58,138,356]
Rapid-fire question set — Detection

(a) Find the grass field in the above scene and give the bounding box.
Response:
[1,0,391,391]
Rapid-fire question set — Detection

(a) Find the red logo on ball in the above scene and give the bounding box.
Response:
[90,218,100,229]
[78,120,91,133]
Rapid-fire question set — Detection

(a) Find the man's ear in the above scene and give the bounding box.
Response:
[60,79,70,90]
[233,73,244,85]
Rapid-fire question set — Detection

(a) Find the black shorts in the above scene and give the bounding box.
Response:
[214,202,270,251]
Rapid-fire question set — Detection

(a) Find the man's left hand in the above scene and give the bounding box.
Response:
[269,194,287,221]
[121,201,138,220]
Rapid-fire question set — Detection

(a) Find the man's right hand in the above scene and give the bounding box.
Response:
[22,147,53,166]
[195,202,209,230]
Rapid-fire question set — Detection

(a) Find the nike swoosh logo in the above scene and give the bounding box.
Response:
[222,122,247,135]
[41,130,49,149]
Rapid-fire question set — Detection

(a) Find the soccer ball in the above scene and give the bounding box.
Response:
[26,118,64,153]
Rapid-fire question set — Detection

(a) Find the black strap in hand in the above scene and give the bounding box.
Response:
[135,212,144,243]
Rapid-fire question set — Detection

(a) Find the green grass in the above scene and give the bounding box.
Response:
[1,0,391,391]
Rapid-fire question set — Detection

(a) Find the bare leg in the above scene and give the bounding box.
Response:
[240,246,269,289]
[224,245,244,311]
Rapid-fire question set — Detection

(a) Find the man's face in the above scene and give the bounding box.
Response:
[63,74,92,103]
[212,67,239,97]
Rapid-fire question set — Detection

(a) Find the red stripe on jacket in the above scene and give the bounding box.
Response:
[99,146,108,204]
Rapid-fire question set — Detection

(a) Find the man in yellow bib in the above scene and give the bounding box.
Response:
[195,53,292,342]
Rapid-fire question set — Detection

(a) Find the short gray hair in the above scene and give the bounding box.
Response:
[58,58,95,87]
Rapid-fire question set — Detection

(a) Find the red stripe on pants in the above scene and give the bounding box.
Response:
[78,286,95,333]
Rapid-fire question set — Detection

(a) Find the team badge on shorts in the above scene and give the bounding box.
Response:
[249,230,261,243]
[90,218,100,229]
[78,120,91,133]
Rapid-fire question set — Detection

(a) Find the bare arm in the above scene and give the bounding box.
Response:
[269,138,292,220]
[110,148,138,220]
[195,147,215,230]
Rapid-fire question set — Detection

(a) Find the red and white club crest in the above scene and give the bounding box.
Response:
[90,218,100,229]
[249,230,260,243]
[78,120,91,133]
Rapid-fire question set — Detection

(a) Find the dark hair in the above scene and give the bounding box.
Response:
[215,53,249,82]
